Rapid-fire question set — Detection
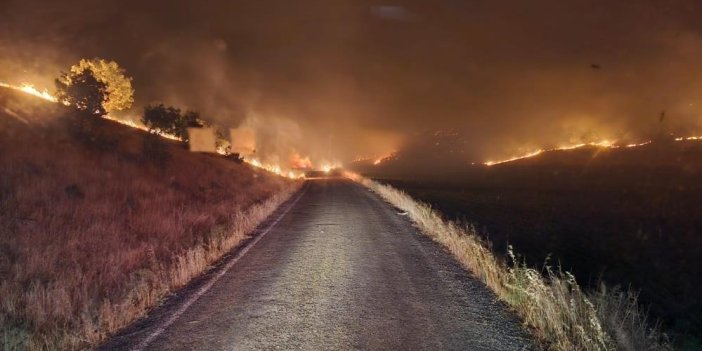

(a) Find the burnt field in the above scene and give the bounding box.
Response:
[371,143,702,348]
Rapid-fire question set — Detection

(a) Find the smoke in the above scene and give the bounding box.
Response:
[230,127,256,157]
[238,114,305,166]
[188,127,217,153]
[3,0,702,166]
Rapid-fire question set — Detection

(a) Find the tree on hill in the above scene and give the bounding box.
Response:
[142,104,208,144]
[69,58,134,112]
[55,69,108,117]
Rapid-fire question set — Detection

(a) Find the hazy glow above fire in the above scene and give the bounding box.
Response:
[7,0,702,171]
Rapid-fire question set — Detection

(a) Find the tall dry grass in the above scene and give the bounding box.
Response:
[0,91,300,350]
[351,174,670,351]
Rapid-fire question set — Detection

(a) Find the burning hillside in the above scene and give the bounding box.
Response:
[348,128,702,177]
[0,80,324,179]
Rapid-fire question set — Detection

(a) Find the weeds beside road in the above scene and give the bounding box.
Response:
[352,174,670,351]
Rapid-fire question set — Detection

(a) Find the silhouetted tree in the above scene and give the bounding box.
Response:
[55,69,108,117]
[142,104,181,136]
[141,104,207,144]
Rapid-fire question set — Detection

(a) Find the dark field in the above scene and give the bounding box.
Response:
[371,144,702,348]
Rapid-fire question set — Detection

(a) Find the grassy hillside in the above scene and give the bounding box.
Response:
[0,88,300,350]
[368,143,702,349]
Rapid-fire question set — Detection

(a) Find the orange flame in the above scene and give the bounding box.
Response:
[290,152,313,169]
[484,139,661,166]
[0,82,58,103]
[244,158,305,179]
[485,140,623,166]
[675,136,702,141]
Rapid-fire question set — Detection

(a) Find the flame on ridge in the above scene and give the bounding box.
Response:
[353,151,397,165]
[675,136,702,141]
[483,140,659,166]
[2,80,307,179]
[243,158,305,179]
[0,82,58,103]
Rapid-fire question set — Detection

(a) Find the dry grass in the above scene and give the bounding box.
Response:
[0,89,300,350]
[351,173,671,351]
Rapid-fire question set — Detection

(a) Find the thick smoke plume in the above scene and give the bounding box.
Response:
[3,0,702,166]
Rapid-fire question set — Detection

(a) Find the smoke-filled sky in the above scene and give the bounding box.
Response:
[3,0,702,164]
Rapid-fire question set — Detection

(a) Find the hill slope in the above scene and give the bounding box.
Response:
[362,140,702,348]
[0,88,300,350]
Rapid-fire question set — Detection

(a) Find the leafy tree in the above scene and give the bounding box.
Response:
[70,58,134,112]
[55,69,108,117]
[141,104,208,143]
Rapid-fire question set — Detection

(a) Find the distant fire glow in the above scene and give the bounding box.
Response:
[354,151,397,166]
[675,136,702,141]
[374,152,396,165]
[483,140,658,166]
